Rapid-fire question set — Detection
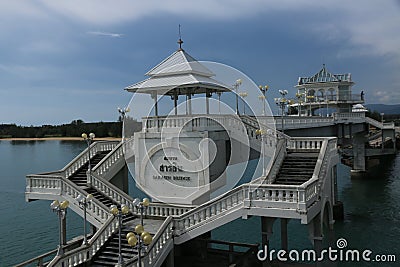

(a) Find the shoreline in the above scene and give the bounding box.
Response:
[0,137,122,141]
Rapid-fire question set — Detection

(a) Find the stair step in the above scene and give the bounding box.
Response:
[275,181,305,185]
[277,173,312,179]
[278,170,313,173]
[92,260,117,266]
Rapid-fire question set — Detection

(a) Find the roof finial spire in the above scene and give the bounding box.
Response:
[177,24,184,51]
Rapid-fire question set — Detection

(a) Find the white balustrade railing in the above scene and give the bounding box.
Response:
[91,172,191,217]
[173,137,337,239]
[252,138,286,184]
[287,137,326,150]
[26,174,111,224]
[272,116,335,131]
[62,141,119,179]
[47,216,118,267]
[172,180,319,237]
[334,112,365,119]
[25,130,338,267]
[92,141,125,177]
[125,217,174,267]
[240,115,290,140]
[174,185,246,235]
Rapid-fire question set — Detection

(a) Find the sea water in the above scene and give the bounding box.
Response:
[0,141,399,266]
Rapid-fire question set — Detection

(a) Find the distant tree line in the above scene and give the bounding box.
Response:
[367,110,400,126]
[0,119,142,138]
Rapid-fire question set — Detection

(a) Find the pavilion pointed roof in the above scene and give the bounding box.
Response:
[125,48,231,95]
[298,65,352,85]
[145,50,214,77]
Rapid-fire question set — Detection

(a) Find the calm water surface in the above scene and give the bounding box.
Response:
[0,141,399,266]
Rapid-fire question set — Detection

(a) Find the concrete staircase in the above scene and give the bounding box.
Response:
[273,151,318,185]
[68,151,122,208]
[90,215,137,266]
[69,151,110,187]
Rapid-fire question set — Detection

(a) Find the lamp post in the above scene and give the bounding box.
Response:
[326,97,330,117]
[381,113,384,150]
[76,194,94,246]
[238,92,248,115]
[133,198,150,226]
[258,85,269,115]
[110,204,130,267]
[118,107,130,121]
[118,107,130,141]
[255,129,266,176]
[81,132,95,181]
[126,225,153,267]
[275,90,288,135]
[233,79,242,115]
[295,93,303,116]
[50,200,69,256]
[306,95,315,116]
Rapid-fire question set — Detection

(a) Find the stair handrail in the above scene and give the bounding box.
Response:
[90,172,192,218]
[365,116,395,130]
[298,137,337,204]
[61,176,112,222]
[92,140,126,177]
[61,141,119,179]
[173,184,246,235]
[124,216,174,267]
[240,114,291,140]
[173,178,324,239]
[316,138,338,197]
[252,138,287,185]
[173,137,338,239]
[14,236,88,267]
[26,173,111,224]
[47,216,118,267]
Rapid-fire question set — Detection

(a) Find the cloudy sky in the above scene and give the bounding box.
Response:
[0,0,399,125]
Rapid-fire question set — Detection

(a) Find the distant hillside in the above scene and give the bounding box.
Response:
[365,104,400,114]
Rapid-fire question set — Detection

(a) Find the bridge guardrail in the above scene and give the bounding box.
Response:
[26,173,111,226]
[47,216,118,267]
[62,141,119,179]
[92,141,125,178]
[91,172,192,218]
[125,216,174,267]
[24,133,338,266]
[173,137,337,242]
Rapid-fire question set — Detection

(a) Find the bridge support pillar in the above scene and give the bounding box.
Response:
[261,217,275,266]
[352,132,366,172]
[165,247,175,267]
[280,218,288,252]
[308,214,323,256]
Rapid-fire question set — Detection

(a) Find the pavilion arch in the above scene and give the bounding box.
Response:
[328,88,335,101]
[317,89,325,101]
[321,200,334,230]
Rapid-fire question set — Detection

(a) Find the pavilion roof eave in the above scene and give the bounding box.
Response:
[295,80,354,88]
[125,83,231,95]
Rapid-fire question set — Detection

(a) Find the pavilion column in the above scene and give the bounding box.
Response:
[174,91,178,115]
[152,92,158,117]
[206,91,210,115]
[187,93,192,115]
